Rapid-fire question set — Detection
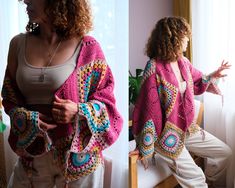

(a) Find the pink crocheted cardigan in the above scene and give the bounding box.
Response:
[2,35,123,182]
[132,58,220,160]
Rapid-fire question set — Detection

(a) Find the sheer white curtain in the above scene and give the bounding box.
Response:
[0,1,27,124]
[90,1,129,187]
[192,0,235,187]
[0,1,128,187]
[0,0,28,182]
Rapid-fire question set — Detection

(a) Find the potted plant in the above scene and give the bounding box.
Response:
[129,69,144,106]
[0,99,6,133]
[129,68,143,140]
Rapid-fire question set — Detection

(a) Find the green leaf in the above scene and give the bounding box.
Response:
[129,68,144,105]
[136,69,143,77]
[0,121,6,133]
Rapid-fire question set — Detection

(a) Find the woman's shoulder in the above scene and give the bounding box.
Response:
[81,35,103,53]
[9,33,26,51]
[141,59,157,81]
[145,59,156,70]
[7,33,26,79]
[180,56,191,64]
[82,35,104,57]
[82,35,100,45]
[8,33,26,58]
[77,35,105,66]
[177,56,195,75]
[151,59,166,71]
[10,33,26,43]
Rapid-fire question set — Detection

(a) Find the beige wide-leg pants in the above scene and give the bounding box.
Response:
[155,130,232,188]
[7,151,104,188]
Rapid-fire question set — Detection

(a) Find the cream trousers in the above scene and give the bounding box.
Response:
[7,151,104,188]
[155,130,232,188]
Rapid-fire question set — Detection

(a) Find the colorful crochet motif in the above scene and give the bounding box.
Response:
[2,35,123,183]
[186,71,194,92]
[155,121,185,159]
[202,75,211,83]
[187,123,201,135]
[66,152,102,182]
[77,60,107,103]
[69,99,111,159]
[77,120,92,150]
[142,60,156,84]
[53,135,102,181]
[78,100,110,134]
[133,57,222,161]
[9,107,42,149]
[202,75,221,95]
[137,120,157,158]
[156,76,177,118]
[71,153,91,166]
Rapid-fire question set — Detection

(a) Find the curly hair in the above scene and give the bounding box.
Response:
[145,16,191,62]
[19,0,93,39]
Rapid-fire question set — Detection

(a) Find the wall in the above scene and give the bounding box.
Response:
[129,0,173,73]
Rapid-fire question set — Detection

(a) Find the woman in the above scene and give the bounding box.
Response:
[2,0,123,187]
[131,17,232,188]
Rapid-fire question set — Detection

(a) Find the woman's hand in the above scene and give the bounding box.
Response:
[210,60,231,79]
[52,95,78,124]
[129,149,149,170]
[39,113,57,131]
[129,149,140,157]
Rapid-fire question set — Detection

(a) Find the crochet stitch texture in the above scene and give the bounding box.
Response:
[132,58,221,160]
[2,35,123,182]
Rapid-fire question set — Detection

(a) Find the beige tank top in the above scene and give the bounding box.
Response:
[16,34,81,104]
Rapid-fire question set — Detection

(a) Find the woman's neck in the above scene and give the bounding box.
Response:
[170,60,178,64]
[38,22,60,44]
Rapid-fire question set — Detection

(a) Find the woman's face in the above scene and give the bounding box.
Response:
[24,0,47,23]
[181,36,189,52]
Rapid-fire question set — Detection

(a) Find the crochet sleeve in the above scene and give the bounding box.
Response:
[187,59,221,95]
[1,71,51,157]
[131,61,160,159]
[70,62,123,153]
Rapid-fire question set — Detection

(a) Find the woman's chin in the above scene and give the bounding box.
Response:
[28,17,37,23]
[27,14,38,23]
[182,48,187,52]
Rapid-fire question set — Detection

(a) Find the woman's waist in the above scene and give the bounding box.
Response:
[26,104,53,116]
[26,104,74,139]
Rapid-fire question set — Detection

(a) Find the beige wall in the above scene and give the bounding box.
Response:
[129,0,173,73]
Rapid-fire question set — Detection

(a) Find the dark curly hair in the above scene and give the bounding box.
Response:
[145,16,191,62]
[19,0,93,39]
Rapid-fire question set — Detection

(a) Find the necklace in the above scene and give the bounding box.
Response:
[38,40,62,82]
